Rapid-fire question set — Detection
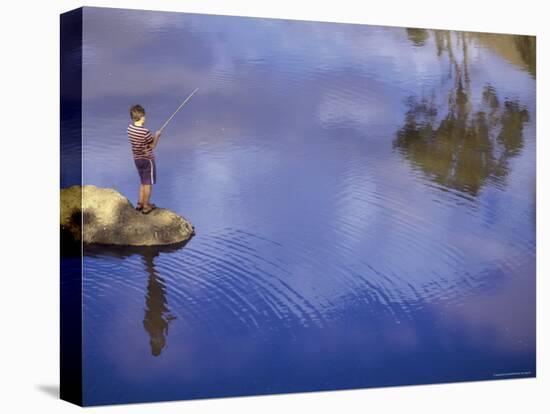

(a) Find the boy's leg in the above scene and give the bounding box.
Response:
[143,184,152,207]
[139,185,145,205]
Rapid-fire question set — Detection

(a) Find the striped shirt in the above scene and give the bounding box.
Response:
[127,124,154,160]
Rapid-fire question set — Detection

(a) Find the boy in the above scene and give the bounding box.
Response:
[128,104,162,214]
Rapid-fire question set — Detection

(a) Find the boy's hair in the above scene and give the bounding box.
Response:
[130,104,145,122]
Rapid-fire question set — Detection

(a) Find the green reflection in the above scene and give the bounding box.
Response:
[395,30,530,196]
[514,35,536,77]
[471,32,536,78]
[406,28,429,47]
[431,30,535,78]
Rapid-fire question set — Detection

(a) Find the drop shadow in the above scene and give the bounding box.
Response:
[36,384,59,399]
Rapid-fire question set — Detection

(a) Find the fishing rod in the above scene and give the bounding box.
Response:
[159,87,199,134]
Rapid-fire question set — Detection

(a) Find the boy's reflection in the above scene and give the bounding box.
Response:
[141,251,176,356]
[84,242,187,357]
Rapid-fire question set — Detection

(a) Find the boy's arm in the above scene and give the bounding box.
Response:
[150,130,162,149]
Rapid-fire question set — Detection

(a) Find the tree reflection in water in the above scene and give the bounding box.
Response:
[395,30,531,196]
[406,28,429,47]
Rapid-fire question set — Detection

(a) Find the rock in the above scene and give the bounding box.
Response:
[61,185,195,247]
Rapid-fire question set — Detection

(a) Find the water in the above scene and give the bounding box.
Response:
[75,7,535,405]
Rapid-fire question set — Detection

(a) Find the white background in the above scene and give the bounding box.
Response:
[0,0,547,412]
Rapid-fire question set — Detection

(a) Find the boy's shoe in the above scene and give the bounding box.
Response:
[141,204,157,215]
[135,203,143,211]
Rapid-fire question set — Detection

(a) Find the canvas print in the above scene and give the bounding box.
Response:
[60,6,536,406]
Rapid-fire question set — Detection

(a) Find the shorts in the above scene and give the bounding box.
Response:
[134,158,156,185]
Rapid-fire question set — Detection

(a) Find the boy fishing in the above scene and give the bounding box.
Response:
[127,88,199,215]
[128,104,161,214]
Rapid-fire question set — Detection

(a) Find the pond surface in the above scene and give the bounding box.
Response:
[75,7,535,405]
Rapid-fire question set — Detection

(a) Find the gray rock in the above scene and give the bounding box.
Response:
[60,185,195,246]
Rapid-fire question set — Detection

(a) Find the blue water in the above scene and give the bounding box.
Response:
[76,7,535,405]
